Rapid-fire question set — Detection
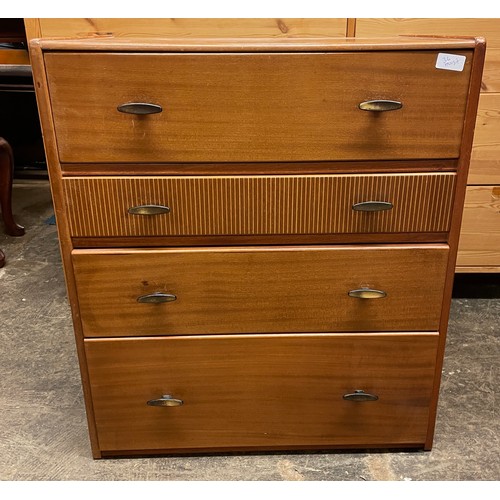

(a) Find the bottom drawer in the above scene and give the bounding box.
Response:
[85,333,439,454]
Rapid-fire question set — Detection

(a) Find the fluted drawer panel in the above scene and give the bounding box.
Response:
[63,173,456,237]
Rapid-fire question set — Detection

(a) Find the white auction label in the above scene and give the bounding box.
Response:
[435,53,467,72]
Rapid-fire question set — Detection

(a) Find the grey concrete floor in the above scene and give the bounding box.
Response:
[0,179,499,481]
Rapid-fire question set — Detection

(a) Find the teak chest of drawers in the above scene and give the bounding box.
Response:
[30,36,485,458]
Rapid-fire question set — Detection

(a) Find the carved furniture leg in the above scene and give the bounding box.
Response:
[0,137,25,236]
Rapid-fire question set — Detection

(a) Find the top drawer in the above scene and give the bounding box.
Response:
[44,51,472,163]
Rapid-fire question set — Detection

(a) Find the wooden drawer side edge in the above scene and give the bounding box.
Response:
[33,36,479,52]
[84,331,440,344]
[70,232,451,248]
[59,158,460,176]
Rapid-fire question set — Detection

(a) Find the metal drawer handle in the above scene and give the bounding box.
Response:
[343,390,379,402]
[117,102,163,115]
[137,292,177,304]
[147,394,184,407]
[128,204,170,216]
[359,100,403,112]
[352,201,393,212]
[348,288,387,299]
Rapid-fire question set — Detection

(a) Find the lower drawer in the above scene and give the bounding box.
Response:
[84,333,439,453]
[73,244,449,337]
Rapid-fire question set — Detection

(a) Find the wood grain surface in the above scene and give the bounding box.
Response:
[469,93,500,184]
[84,333,439,452]
[33,36,479,52]
[63,173,457,238]
[59,159,459,176]
[72,245,449,337]
[457,186,500,267]
[29,41,102,457]
[34,18,348,39]
[28,33,485,457]
[0,49,30,65]
[44,50,472,163]
[355,18,499,92]
[355,18,500,46]
[70,232,450,249]
[423,36,486,450]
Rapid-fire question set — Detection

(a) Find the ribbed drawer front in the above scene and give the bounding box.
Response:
[45,51,471,162]
[85,333,439,452]
[64,173,457,238]
[72,244,449,337]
